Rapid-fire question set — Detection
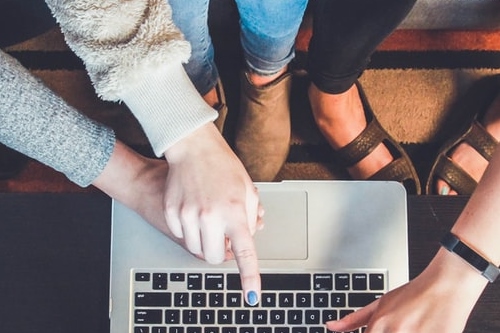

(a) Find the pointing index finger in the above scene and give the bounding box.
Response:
[226,224,261,306]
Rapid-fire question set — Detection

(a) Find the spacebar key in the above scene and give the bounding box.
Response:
[227,273,311,290]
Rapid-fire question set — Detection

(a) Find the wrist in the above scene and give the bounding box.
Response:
[441,231,500,282]
[163,122,221,163]
[425,248,488,298]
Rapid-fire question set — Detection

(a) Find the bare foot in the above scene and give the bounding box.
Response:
[436,94,500,195]
[308,83,393,179]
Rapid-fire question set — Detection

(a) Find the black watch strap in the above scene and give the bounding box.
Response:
[440,232,500,283]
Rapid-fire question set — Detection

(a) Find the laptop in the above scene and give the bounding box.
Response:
[109,180,409,333]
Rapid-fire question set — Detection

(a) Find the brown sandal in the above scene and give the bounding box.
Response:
[425,110,499,195]
[332,82,422,194]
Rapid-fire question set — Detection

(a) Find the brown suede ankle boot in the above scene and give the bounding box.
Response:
[235,71,292,181]
[212,78,228,133]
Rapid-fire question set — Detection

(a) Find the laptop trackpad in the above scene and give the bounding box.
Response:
[254,190,308,260]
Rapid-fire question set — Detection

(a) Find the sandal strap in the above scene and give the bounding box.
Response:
[464,122,498,161]
[333,117,386,168]
[368,157,414,182]
[434,155,478,194]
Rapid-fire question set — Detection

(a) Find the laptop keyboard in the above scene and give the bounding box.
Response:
[132,270,387,333]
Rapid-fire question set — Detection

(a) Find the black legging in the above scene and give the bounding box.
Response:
[307,0,416,94]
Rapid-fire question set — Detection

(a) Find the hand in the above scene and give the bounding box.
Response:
[163,122,263,305]
[326,249,487,332]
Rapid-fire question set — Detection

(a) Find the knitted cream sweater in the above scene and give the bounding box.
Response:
[45,0,217,156]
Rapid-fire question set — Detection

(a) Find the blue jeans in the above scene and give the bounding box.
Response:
[169,0,308,95]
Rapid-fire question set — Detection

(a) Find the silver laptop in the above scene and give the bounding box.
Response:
[109,180,409,333]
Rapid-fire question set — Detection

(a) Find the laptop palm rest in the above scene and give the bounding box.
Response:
[254,190,308,260]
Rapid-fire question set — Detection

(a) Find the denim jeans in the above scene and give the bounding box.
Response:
[169,0,308,95]
[307,0,416,94]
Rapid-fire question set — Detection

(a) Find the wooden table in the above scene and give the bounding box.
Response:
[0,193,498,333]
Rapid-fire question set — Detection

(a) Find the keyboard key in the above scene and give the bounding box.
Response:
[288,310,302,325]
[204,327,219,333]
[136,273,151,282]
[240,328,254,333]
[174,292,189,307]
[348,293,383,307]
[352,274,367,290]
[187,327,201,333]
[313,274,333,290]
[308,327,325,333]
[200,310,216,324]
[257,327,272,333]
[279,293,294,307]
[296,293,311,307]
[182,309,198,324]
[135,327,150,333]
[339,309,354,319]
[191,293,206,307]
[305,310,320,324]
[291,327,306,333]
[270,310,285,324]
[322,309,337,322]
[261,293,277,307]
[205,274,224,290]
[187,274,203,290]
[135,309,162,324]
[169,328,184,333]
[335,274,350,290]
[152,327,167,333]
[226,293,242,307]
[165,310,180,324]
[135,292,171,307]
[170,273,185,282]
[331,293,346,307]
[153,273,168,290]
[275,327,290,333]
[369,274,385,290]
[235,310,250,324]
[221,327,236,333]
[313,293,329,308]
[227,274,311,291]
[209,292,224,307]
[253,310,268,324]
[218,310,232,324]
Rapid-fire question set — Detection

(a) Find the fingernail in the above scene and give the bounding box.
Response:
[246,290,259,306]
[440,185,450,195]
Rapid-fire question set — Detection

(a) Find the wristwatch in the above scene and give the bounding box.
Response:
[440,231,500,283]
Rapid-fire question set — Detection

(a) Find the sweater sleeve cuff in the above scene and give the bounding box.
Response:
[120,62,218,157]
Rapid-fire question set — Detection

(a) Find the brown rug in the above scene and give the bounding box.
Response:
[2,26,500,193]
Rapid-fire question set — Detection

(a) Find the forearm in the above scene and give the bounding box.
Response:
[44,0,217,156]
[421,147,500,307]
[450,146,500,266]
[0,51,114,187]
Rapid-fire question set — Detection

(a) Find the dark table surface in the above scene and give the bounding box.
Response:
[0,193,499,333]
